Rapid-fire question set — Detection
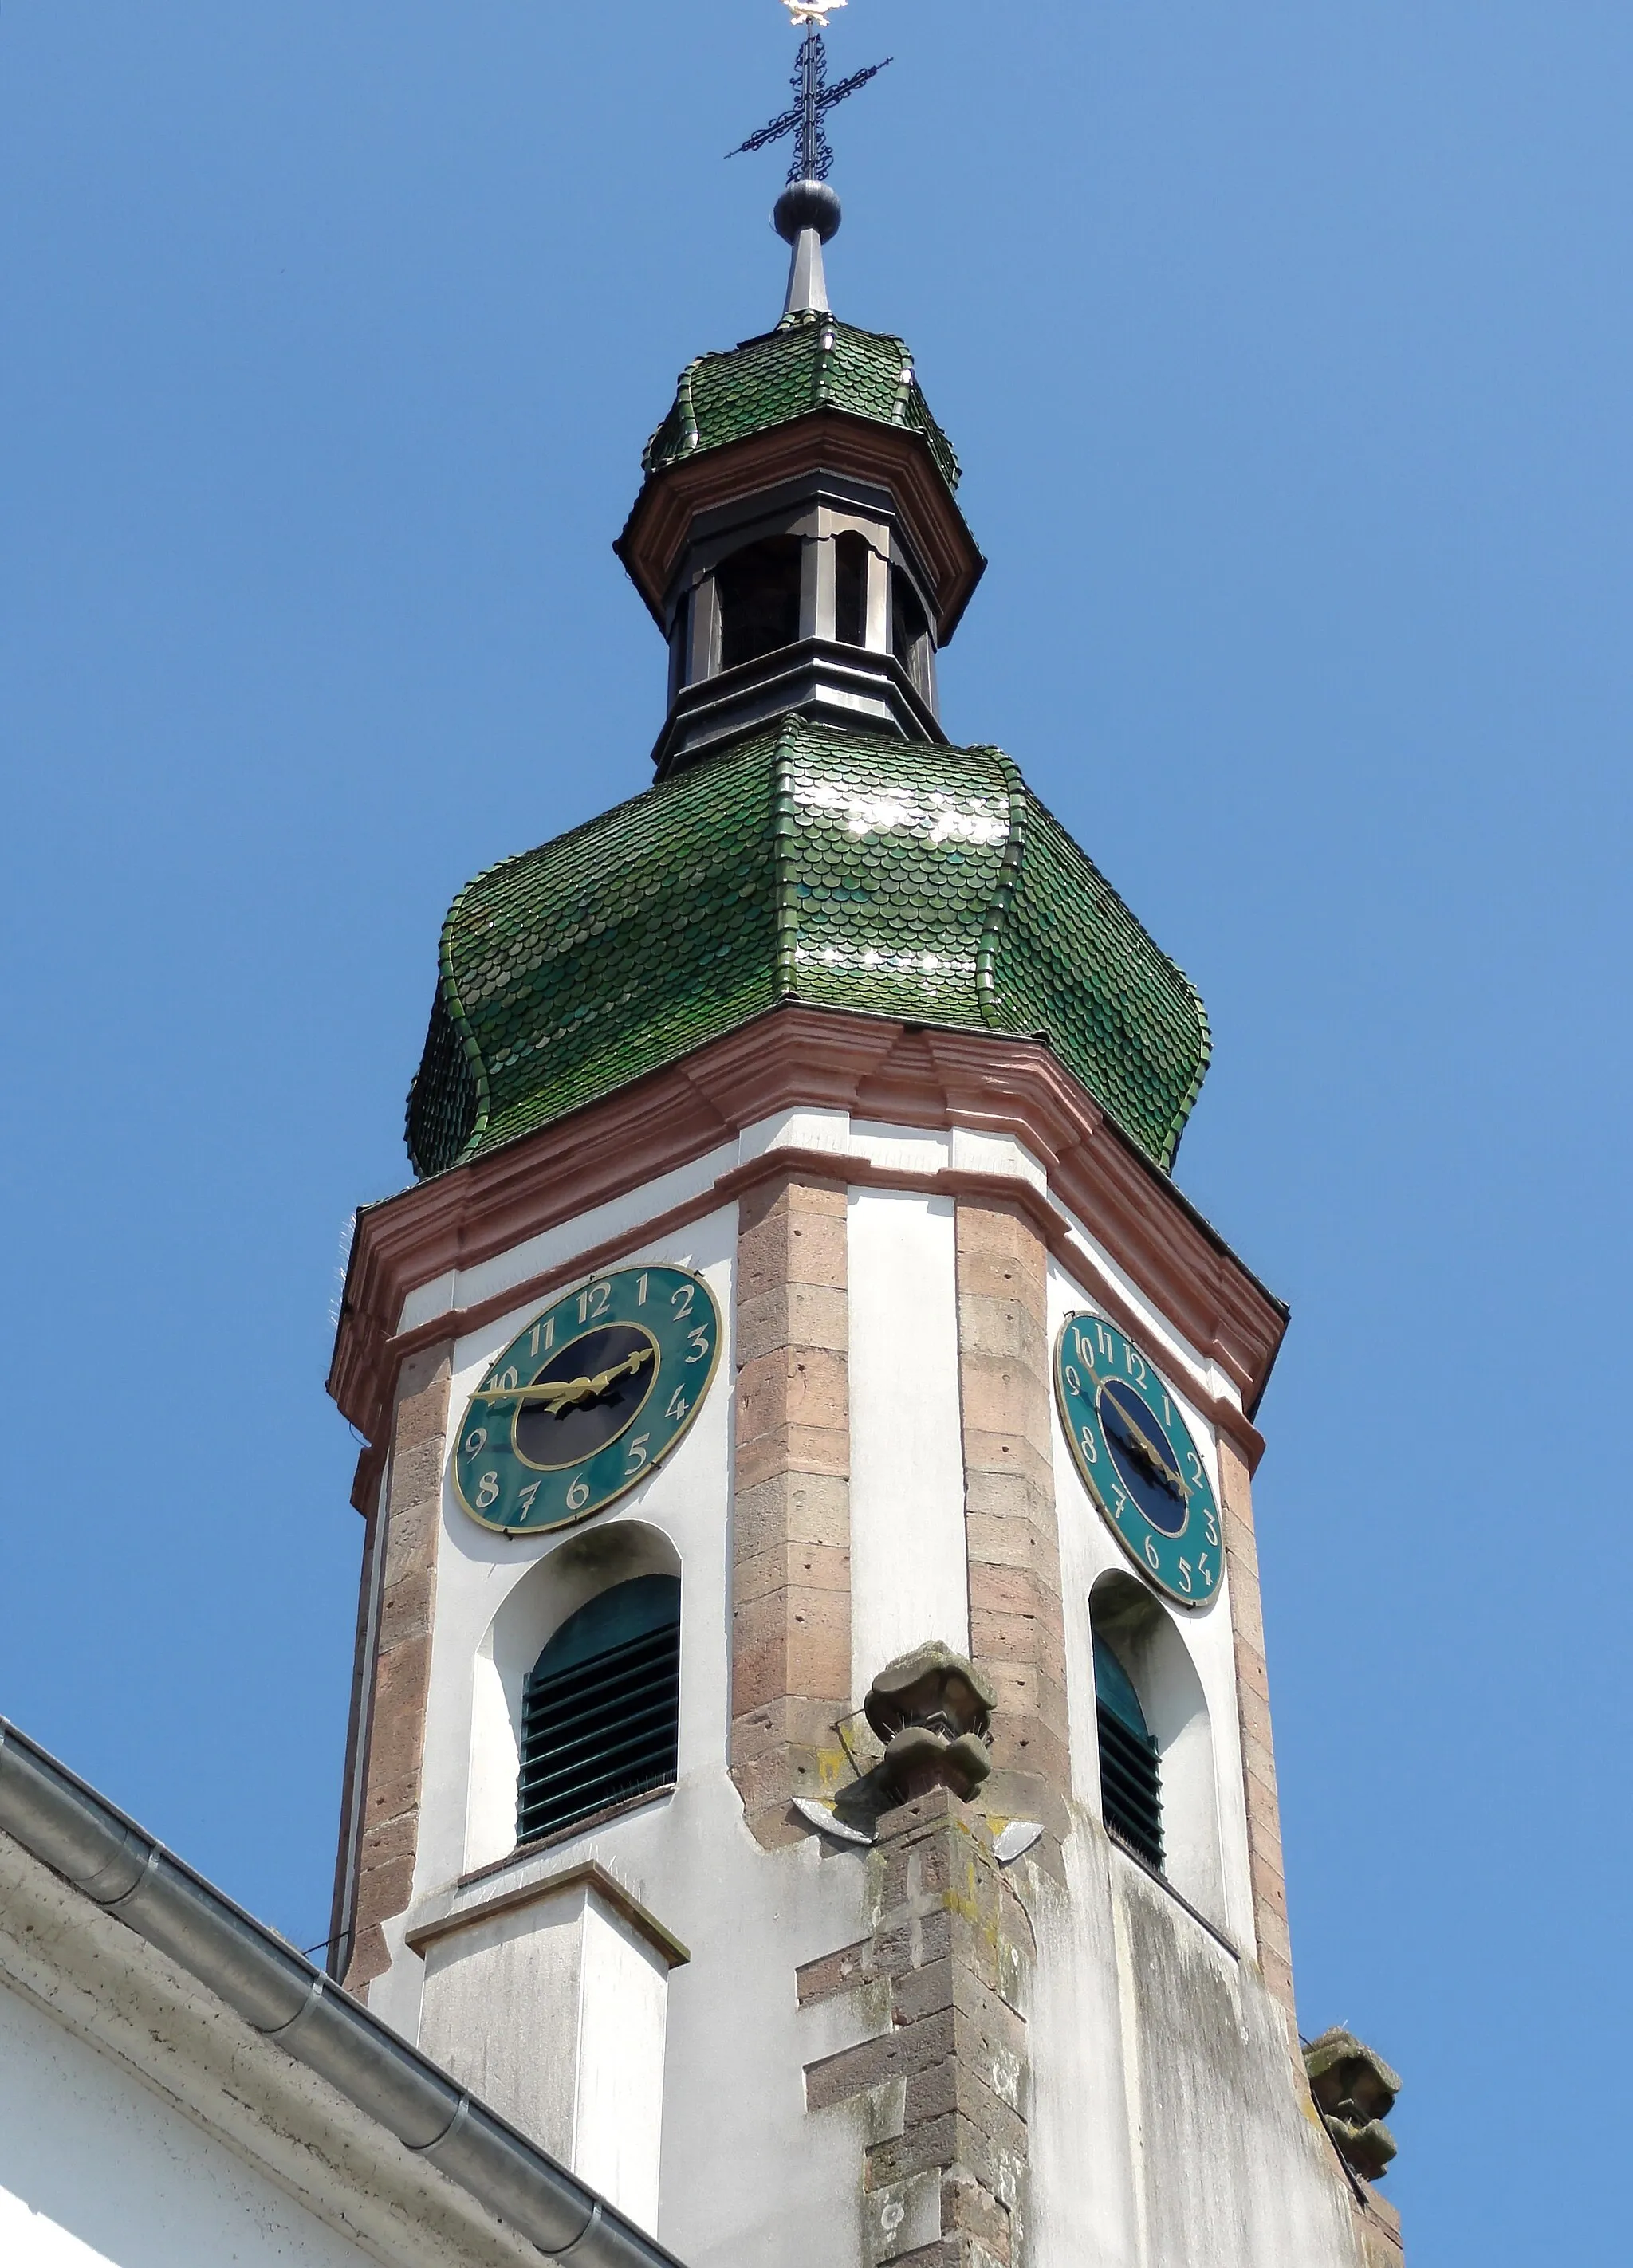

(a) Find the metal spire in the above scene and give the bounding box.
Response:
[729,2,893,318]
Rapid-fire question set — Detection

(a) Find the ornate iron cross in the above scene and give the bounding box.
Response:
[730,7,892,184]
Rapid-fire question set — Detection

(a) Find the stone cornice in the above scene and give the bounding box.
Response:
[331,1007,1286,1509]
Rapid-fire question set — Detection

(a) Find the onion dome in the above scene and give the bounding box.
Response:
[639,311,961,499]
[405,716,1210,1181]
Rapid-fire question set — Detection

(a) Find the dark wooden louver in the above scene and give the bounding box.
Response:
[517,1577,681,1847]
[1093,1633,1164,1873]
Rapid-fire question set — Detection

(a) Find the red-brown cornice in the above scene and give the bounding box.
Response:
[330,1006,1286,1509]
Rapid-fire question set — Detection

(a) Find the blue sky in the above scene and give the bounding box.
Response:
[2,5,1629,2258]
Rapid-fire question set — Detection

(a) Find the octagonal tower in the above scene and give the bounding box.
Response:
[327,47,1403,2268]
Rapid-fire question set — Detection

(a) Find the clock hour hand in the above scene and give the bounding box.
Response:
[1104,1400,1187,1500]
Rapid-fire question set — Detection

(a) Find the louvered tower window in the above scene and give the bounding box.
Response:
[1094,1633,1163,1873]
[517,1574,681,1846]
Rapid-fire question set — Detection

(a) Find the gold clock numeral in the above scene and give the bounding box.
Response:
[1143,1536,1161,1574]
[515,1481,541,1521]
[671,1281,695,1321]
[1177,1558,1194,1594]
[687,1327,712,1364]
[565,1475,591,1511]
[529,1316,555,1358]
[577,1280,612,1325]
[464,1427,488,1457]
[1078,1423,1099,1464]
[474,1471,501,1511]
[667,1386,690,1422]
[624,1432,651,1476]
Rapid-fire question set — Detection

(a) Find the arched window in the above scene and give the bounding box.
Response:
[890,565,932,696]
[517,1573,681,1845]
[715,534,804,672]
[833,530,869,647]
[1093,1630,1163,1873]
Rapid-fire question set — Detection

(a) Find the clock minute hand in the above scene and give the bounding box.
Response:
[584,1346,654,1397]
[476,1346,655,1412]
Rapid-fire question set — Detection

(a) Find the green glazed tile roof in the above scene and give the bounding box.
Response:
[642,310,961,496]
[406,717,1210,1180]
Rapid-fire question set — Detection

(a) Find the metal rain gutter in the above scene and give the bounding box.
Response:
[0,1716,687,2268]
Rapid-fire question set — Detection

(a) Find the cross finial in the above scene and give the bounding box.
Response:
[730,2,893,316]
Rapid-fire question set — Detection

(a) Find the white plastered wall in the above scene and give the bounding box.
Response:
[0,1975,384,2268]
[368,1110,1360,2268]
[847,1185,968,1699]
[372,1192,875,2268]
[419,1883,671,2234]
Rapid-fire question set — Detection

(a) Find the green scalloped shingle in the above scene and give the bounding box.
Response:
[642,311,961,495]
[405,718,1210,1180]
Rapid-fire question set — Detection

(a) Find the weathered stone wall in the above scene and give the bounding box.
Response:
[343,1340,451,1995]
[730,1174,852,1846]
[800,1790,1033,2268]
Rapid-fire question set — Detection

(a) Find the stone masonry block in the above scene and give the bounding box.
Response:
[385,1438,444,1520]
[1230,1574,1266,1660]
[738,1202,848,1299]
[378,1567,434,1651]
[797,1939,877,2006]
[734,1540,851,1610]
[734,1424,851,1493]
[734,1469,851,1558]
[737,1345,850,1441]
[805,2009,958,2113]
[1234,1642,1272,1710]
[382,1502,439,1594]
[958,1429,1053,1496]
[943,2170,1013,2263]
[739,1173,848,1232]
[730,1692,845,1763]
[733,1585,850,1712]
[362,1767,421,1830]
[354,1850,413,1924]
[736,1280,850,1362]
[865,2169,943,2268]
[956,1359,1052,1456]
[1250,1847,1289,1924]
[963,1511,1061,1588]
[955,1294,1047,1368]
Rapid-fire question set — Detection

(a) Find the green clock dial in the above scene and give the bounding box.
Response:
[453,1264,721,1536]
[1054,1312,1222,1610]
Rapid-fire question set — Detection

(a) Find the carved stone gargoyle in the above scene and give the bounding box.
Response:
[864,1641,996,1804]
[1303,2029,1401,2183]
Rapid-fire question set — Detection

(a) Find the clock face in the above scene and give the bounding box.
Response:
[1054,1312,1222,1610]
[452,1264,721,1537]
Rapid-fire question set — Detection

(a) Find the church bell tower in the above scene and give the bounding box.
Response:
[326,13,1404,2266]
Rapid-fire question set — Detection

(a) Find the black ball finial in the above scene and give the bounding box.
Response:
[774,179,842,246]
